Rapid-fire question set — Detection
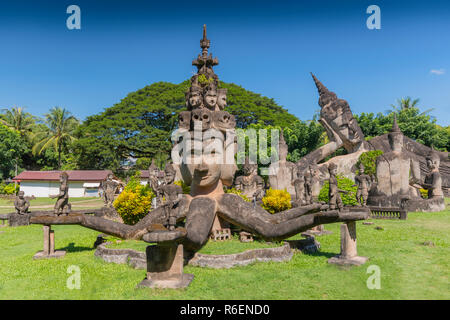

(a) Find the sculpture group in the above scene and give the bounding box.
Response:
[4,25,447,290]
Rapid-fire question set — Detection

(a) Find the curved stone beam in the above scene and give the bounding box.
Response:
[216,194,369,241]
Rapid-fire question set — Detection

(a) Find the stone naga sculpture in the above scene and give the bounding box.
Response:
[14,191,30,215]
[28,25,369,255]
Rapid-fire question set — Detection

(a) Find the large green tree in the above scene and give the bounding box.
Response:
[73,80,298,171]
[356,107,449,151]
[0,125,28,179]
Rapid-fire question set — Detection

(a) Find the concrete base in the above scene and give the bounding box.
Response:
[137,273,194,289]
[33,250,66,260]
[328,255,368,266]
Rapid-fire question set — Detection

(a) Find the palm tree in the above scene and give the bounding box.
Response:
[0,106,36,138]
[386,96,434,116]
[32,107,79,169]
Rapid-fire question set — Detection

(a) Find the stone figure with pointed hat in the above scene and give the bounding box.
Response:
[367,115,422,208]
[268,129,297,198]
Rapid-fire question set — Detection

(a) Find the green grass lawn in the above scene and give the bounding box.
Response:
[0,208,448,300]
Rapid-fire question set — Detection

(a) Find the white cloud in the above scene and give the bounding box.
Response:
[430,69,445,75]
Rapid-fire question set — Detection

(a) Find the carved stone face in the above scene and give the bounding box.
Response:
[180,138,237,190]
[388,133,403,152]
[243,163,257,176]
[178,111,191,130]
[204,91,218,109]
[107,174,113,181]
[164,169,175,185]
[426,156,439,171]
[189,91,202,109]
[217,91,227,110]
[192,109,211,130]
[18,191,25,199]
[212,111,235,130]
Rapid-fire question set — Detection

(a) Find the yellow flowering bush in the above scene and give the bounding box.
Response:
[114,173,154,225]
[262,188,292,214]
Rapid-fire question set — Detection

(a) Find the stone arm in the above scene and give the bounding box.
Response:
[216,194,368,242]
[28,195,192,240]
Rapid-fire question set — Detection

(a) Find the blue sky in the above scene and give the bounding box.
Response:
[0,0,449,125]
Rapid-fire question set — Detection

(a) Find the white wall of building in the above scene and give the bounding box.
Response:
[20,180,100,198]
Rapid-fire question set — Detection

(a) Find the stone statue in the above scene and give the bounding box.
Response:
[268,130,297,198]
[422,149,444,199]
[204,88,218,111]
[367,116,422,208]
[160,163,183,230]
[297,74,450,199]
[29,25,370,259]
[354,163,371,206]
[234,157,265,202]
[50,172,71,215]
[292,172,306,206]
[304,170,313,205]
[328,163,347,211]
[103,173,119,208]
[148,159,164,208]
[217,88,227,110]
[14,191,30,215]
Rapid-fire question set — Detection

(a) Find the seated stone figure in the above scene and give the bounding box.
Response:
[14,191,30,215]
[268,130,296,198]
[234,156,265,202]
[367,116,421,208]
[405,149,445,212]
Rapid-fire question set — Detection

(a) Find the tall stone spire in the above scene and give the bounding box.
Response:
[192,24,219,75]
[311,72,330,96]
[310,73,338,108]
[391,114,401,133]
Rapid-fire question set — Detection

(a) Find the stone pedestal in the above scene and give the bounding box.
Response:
[138,242,193,289]
[33,225,66,260]
[328,221,368,266]
[9,213,30,227]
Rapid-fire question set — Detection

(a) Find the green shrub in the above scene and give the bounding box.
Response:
[318,175,358,206]
[356,150,384,176]
[114,172,154,225]
[174,180,191,194]
[226,187,251,202]
[262,188,292,214]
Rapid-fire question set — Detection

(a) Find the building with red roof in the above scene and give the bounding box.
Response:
[13,170,114,197]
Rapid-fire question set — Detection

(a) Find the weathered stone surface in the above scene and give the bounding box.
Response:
[188,243,293,269]
[9,213,30,227]
[94,242,146,269]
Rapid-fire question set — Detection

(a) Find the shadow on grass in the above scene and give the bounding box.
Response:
[302,250,337,258]
[60,242,94,253]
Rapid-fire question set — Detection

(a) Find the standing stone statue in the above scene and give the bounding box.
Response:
[354,163,371,206]
[328,163,347,211]
[148,159,164,208]
[268,130,296,198]
[103,173,119,208]
[14,191,30,215]
[292,171,306,206]
[304,170,313,205]
[50,172,71,216]
[367,116,421,208]
[159,163,183,231]
[234,157,265,202]
[422,149,444,200]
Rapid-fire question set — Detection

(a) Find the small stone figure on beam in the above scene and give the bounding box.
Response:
[102,173,119,208]
[160,163,183,231]
[50,172,71,216]
[354,163,371,207]
[14,191,30,215]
